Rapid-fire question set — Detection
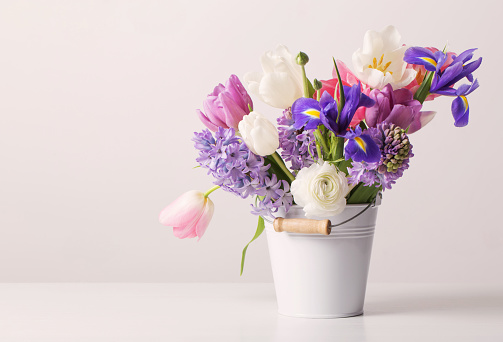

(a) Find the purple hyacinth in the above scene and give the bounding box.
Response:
[277,108,317,174]
[348,122,413,190]
[193,127,292,218]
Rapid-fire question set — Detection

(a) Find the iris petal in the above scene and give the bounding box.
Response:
[345,133,381,163]
[404,47,441,72]
[292,97,322,130]
[451,96,469,127]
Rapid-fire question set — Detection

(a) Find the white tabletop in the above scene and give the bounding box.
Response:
[0,283,501,341]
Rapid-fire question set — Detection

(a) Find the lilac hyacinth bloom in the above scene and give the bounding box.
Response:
[348,122,413,190]
[193,126,292,218]
[277,108,317,174]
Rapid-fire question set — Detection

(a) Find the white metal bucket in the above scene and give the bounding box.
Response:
[265,203,379,318]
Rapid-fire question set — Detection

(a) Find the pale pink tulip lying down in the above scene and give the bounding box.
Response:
[159,190,214,240]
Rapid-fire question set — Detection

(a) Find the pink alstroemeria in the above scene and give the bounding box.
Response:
[318,60,371,128]
[159,190,215,240]
[197,75,253,131]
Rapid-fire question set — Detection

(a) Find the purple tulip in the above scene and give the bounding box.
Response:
[365,84,435,134]
[197,75,253,131]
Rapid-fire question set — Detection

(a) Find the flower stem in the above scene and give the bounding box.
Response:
[334,136,345,161]
[313,128,328,161]
[203,185,220,198]
[271,152,295,182]
[300,65,310,98]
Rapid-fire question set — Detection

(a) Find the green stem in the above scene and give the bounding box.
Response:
[313,129,328,160]
[203,185,220,198]
[271,152,295,182]
[334,136,345,161]
[300,65,310,98]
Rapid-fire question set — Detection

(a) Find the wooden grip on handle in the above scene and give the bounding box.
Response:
[273,218,332,235]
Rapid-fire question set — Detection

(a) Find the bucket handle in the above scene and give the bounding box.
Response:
[266,192,382,235]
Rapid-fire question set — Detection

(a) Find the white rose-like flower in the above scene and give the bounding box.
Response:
[291,161,350,218]
[238,111,279,156]
[243,45,303,109]
[352,25,417,90]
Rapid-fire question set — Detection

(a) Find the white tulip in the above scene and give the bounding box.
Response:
[238,111,279,156]
[291,161,350,218]
[352,25,417,90]
[244,45,304,109]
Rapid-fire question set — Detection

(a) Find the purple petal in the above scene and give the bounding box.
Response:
[452,96,469,127]
[431,61,464,92]
[385,105,415,130]
[345,133,381,163]
[291,97,322,130]
[404,47,440,72]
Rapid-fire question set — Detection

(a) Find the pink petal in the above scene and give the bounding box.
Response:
[408,111,436,134]
[196,198,214,240]
[159,190,205,228]
[196,110,219,131]
[202,97,228,128]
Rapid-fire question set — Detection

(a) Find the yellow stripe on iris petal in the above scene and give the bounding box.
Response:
[304,109,320,118]
[460,95,469,110]
[354,137,366,153]
[419,57,437,67]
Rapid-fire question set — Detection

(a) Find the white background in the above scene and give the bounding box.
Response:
[0,0,501,283]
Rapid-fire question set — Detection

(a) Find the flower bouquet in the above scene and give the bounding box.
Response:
[159,26,481,307]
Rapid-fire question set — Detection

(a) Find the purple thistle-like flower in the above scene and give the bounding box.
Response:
[348,122,413,190]
[277,108,317,174]
[193,126,292,218]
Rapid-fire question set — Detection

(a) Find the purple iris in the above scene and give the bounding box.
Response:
[291,83,379,163]
[404,47,482,127]
[343,127,381,163]
[292,83,374,135]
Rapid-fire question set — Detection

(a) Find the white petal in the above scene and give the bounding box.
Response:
[259,73,301,109]
[363,68,386,89]
[243,71,263,99]
[380,25,401,51]
[391,68,417,89]
[362,29,383,55]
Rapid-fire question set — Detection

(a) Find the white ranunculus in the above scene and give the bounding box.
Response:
[238,111,279,156]
[291,161,350,218]
[352,25,417,90]
[243,45,303,109]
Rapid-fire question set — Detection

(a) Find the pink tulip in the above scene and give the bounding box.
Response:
[197,75,253,131]
[159,190,214,240]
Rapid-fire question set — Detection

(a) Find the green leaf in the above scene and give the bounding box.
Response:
[337,158,353,176]
[240,216,265,276]
[264,156,290,185]
[333,57,345,114]
[347,183,380,204]
[413,71,434,104]
[307,78,316,99]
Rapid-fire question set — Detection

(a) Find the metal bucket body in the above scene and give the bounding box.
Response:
[265,204,379,318]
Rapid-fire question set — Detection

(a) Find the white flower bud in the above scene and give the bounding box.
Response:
[238,111,279,156]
